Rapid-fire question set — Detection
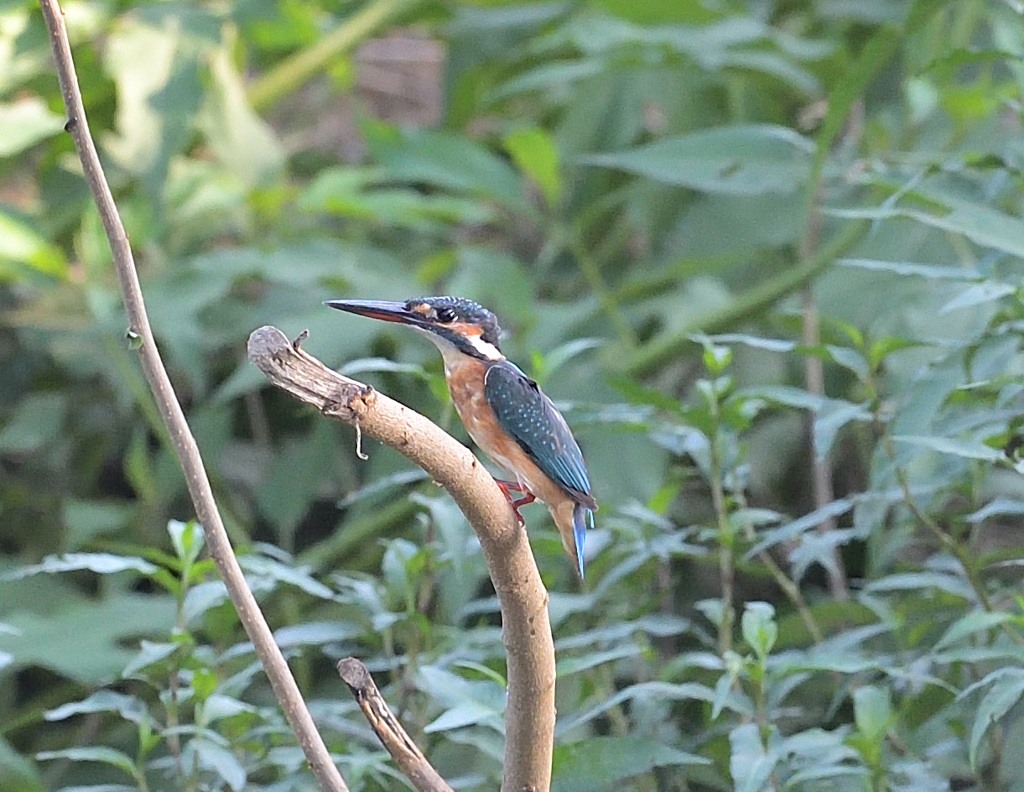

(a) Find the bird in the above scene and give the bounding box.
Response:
[325,296,597,577]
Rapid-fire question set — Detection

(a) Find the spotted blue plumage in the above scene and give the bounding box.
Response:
[484,361,596,575]
[324,295,598,577]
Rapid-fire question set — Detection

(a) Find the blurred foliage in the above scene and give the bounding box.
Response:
[4,0,1024,790]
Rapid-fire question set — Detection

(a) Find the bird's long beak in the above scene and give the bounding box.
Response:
[324,299,428,328]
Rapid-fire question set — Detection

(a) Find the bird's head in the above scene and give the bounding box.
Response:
[325,296,504,361]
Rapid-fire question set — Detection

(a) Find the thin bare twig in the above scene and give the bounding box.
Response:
[801,284,849,601]
[37,4,348,791]
[248,326,556,792]
[337,658,454,792]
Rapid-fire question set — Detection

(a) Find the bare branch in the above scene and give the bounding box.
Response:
[337,658,454,792]
[248,326,556,792]
[37,4,348,791]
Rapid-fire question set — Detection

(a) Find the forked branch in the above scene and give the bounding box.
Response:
[248,326,556,792]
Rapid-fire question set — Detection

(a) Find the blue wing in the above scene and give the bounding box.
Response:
[483,361,595,508]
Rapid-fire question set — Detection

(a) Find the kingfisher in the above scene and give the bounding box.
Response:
[325,296,597,577]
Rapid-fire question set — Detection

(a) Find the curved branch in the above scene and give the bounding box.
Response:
[38,4,348,791]
[337,658,453,792]
[248,326,556,792]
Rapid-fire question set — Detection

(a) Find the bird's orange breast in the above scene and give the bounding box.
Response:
[445,357,575,511]
[445,357,513,469]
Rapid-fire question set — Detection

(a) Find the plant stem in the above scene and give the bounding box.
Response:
[38,4,350,790]
[569,229,637,349]
[881,435,991,608]
[248,0,422,112]
[625,220,868,377]
[708,433,735,656]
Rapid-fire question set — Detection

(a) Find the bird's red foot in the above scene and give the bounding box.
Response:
[495,479,536,526]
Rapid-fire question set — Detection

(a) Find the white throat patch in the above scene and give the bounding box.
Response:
[419,327,503,366]
[462,333,502,361]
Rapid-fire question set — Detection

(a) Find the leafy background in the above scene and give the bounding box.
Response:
[3,0,1024,790]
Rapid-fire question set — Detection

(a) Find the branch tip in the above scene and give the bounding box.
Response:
[335,657,455,792]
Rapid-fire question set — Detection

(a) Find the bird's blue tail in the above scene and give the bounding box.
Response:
[573,505,594,579]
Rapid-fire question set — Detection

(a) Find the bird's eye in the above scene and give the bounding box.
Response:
[435,307,457,323]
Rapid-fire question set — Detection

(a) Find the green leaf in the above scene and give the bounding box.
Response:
[381,537,419,607]
[503,127,562,207]
[744,498,854,558]
[837,258,981,280]
[741,602,777,661]
[737,386,875,454]
[892,435,1005,462]
[865,572,975,601]
[813,399,872,460]
[963,669,1024,770]
[709,334,797,352]
[867,336,924,370]
[0,97,65,157]
[255,422,337,534]
[45,691,148,725]
[239,555,336,601]
[4,553,158,580]
[51,786,136,792]
[168,520,204,568]
[182,582,229,624]
[199,44,285,186]
[581,125,813,196]
[36,747,136,777]
[0,393,66,453]
[203,693,257,723]
[0,593,177,683]
[555,645,643,677]
[102,18,179,174]
[299,168,494,231]
[966,497,1024,523]
[556,681,720,734]
[833,192,1024,261]
[853,685,892,742]
[933,611,1014,652]
[0,735,44,792]
[552,736,707,792]
[738,385,825,411]
[121,640,179,679]
[190,738,246,791]
[824,345,869,378]
[697,337,733,374]
[729,723,778,792]
[940,282,1016,313]
[0,211,67,279]
[418,666,506,733]
[62,500,135,550]
[273,621,361,648]
[366,125,531,216]
[588,0,718,24]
